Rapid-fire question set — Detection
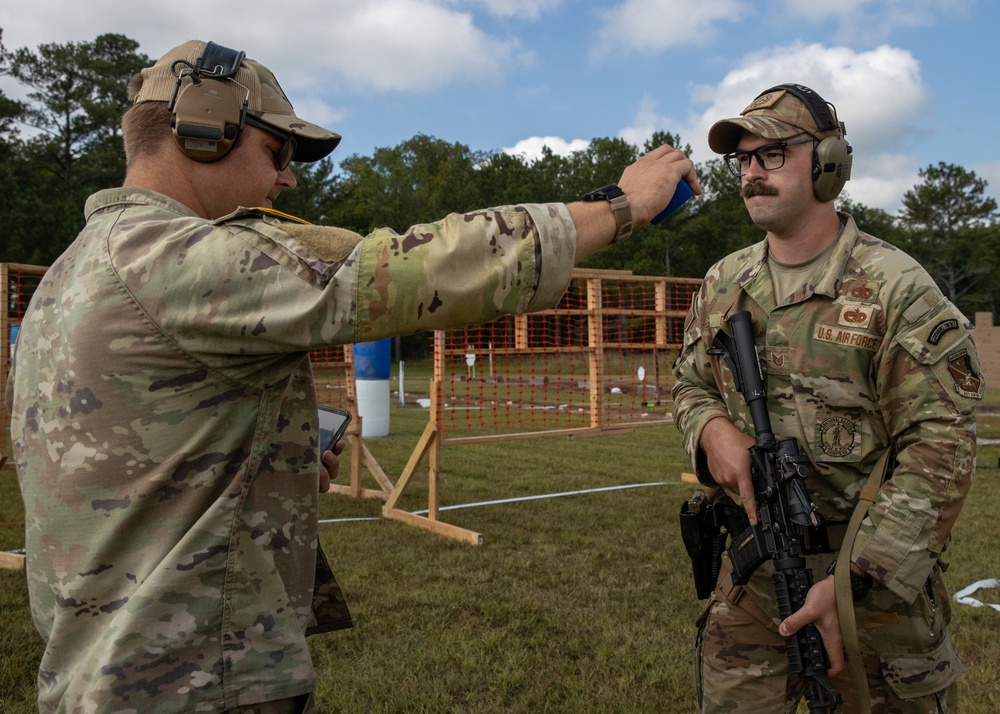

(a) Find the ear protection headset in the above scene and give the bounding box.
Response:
[168,42,250,163]
[761,83,853,201]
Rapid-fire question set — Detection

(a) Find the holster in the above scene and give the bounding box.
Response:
[679,490,735,599]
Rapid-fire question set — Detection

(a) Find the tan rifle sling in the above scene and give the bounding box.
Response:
[833,446,895,714]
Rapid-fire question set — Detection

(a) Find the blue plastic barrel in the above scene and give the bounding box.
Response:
[9,323,19,360]
[354,339,391,437]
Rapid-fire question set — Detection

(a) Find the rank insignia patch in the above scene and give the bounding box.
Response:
[838,304,874,329]
[947,348,985,399]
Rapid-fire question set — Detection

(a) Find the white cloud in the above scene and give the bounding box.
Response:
[502,135,591,161]
[617,96,682,150]
[0,0,524,95]
[591,0,749,59]
[972,161,1000,210]
[780,0,872,22]
[461,0,563,19]
[841,152,922,212]
[679,43,929,211]
[286,96,349,138]
[252,2,523,94]
[686,43,927,155]
[781,0,975,44]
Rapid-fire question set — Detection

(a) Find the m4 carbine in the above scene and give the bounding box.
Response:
[712,310,842,714]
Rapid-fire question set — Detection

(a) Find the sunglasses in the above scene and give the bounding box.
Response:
[244,116,297,171]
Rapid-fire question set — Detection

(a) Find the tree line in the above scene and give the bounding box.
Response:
[3,31,998,332]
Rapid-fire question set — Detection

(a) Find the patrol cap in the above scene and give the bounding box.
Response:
[133,40,341,162]
[708,85,844,155]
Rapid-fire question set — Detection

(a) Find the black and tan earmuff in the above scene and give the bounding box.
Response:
[168,42,249,163]
[762,83,853,202]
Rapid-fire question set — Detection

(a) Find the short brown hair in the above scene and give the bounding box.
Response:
[121,72,173,167]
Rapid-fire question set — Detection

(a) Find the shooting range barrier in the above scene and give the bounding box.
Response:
[2,263,700,561]
[369,269,701,544]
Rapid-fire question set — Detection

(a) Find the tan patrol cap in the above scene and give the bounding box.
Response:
[133,40,341,162]
[708,84,844,155]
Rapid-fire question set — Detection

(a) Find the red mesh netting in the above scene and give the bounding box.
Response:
[436,274,701,439]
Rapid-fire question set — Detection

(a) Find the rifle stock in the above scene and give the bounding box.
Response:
[712,311,843,713]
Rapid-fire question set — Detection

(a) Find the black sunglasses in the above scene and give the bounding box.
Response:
[244,116,297,171]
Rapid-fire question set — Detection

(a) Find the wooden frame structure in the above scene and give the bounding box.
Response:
[380,269,700,544]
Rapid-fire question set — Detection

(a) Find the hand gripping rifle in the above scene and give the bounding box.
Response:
[712,311,842,713]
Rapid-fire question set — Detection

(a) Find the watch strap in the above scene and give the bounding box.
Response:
[582,184,632,243]
[607,192,632,243]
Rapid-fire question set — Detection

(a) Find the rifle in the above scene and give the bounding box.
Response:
[712,310,842,713]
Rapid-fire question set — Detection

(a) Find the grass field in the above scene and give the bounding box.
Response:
[2,376,999,712]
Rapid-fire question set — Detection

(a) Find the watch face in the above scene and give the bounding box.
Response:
[584,183,624,201]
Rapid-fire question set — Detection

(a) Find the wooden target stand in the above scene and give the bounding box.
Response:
[380,379,484,545]
[323,359,395,503]
[325,416,395,502]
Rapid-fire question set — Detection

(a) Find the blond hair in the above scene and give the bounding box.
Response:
[121,72,174,167]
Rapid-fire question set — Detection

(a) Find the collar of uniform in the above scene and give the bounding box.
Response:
[740,216,857,306]
[84,187,202,221]
[812,214,858,299]
[732,239,770,291]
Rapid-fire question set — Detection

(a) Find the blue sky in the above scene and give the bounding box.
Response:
[1,0,996,214]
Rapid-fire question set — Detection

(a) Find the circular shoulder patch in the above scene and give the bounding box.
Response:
[819,417,857,457]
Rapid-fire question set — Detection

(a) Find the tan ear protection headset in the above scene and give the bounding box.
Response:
[762,83,853,201]
[168,42,250,163]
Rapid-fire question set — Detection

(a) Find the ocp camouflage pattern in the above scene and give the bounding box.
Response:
[672,213,980,707]
[5,187,577,713]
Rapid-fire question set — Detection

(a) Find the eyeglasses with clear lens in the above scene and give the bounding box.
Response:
[724,137,815,177]
[244,116,297,172]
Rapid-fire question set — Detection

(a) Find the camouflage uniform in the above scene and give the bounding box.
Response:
[5,187,578,713]
[672,214,982,713]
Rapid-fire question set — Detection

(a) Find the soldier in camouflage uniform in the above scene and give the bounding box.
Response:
[672,84,982,713]
[4,40,700,714]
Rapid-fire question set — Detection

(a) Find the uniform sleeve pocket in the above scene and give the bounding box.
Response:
[894,295,968,367]
[893,296,984,411]
[880,633,963,700]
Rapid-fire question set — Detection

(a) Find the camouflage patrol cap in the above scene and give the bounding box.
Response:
[708,84,844,154]
[133,40,341,162]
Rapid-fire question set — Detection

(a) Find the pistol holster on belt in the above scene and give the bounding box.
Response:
[679,490,740,599]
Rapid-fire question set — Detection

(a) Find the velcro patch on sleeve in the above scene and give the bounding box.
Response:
[283,224,364,264]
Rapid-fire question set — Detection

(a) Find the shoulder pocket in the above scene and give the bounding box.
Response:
[894,294,969,366]
[893,295,985,410]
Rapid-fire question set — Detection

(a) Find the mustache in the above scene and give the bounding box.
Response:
[742,182,779,199]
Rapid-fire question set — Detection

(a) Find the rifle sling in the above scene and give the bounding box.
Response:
[834,446,895,714]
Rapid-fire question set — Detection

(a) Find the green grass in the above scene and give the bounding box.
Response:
[2,395,999,712]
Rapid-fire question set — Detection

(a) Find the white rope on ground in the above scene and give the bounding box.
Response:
[317,480,678,524]
[953,579,1000,611]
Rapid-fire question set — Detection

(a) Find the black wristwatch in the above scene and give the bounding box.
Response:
[827,559,874,602]
[582,183,632,243]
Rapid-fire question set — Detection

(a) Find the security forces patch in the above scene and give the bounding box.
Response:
[819,417,857,457]
[928,319,959,345]
[947,348,985,399]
